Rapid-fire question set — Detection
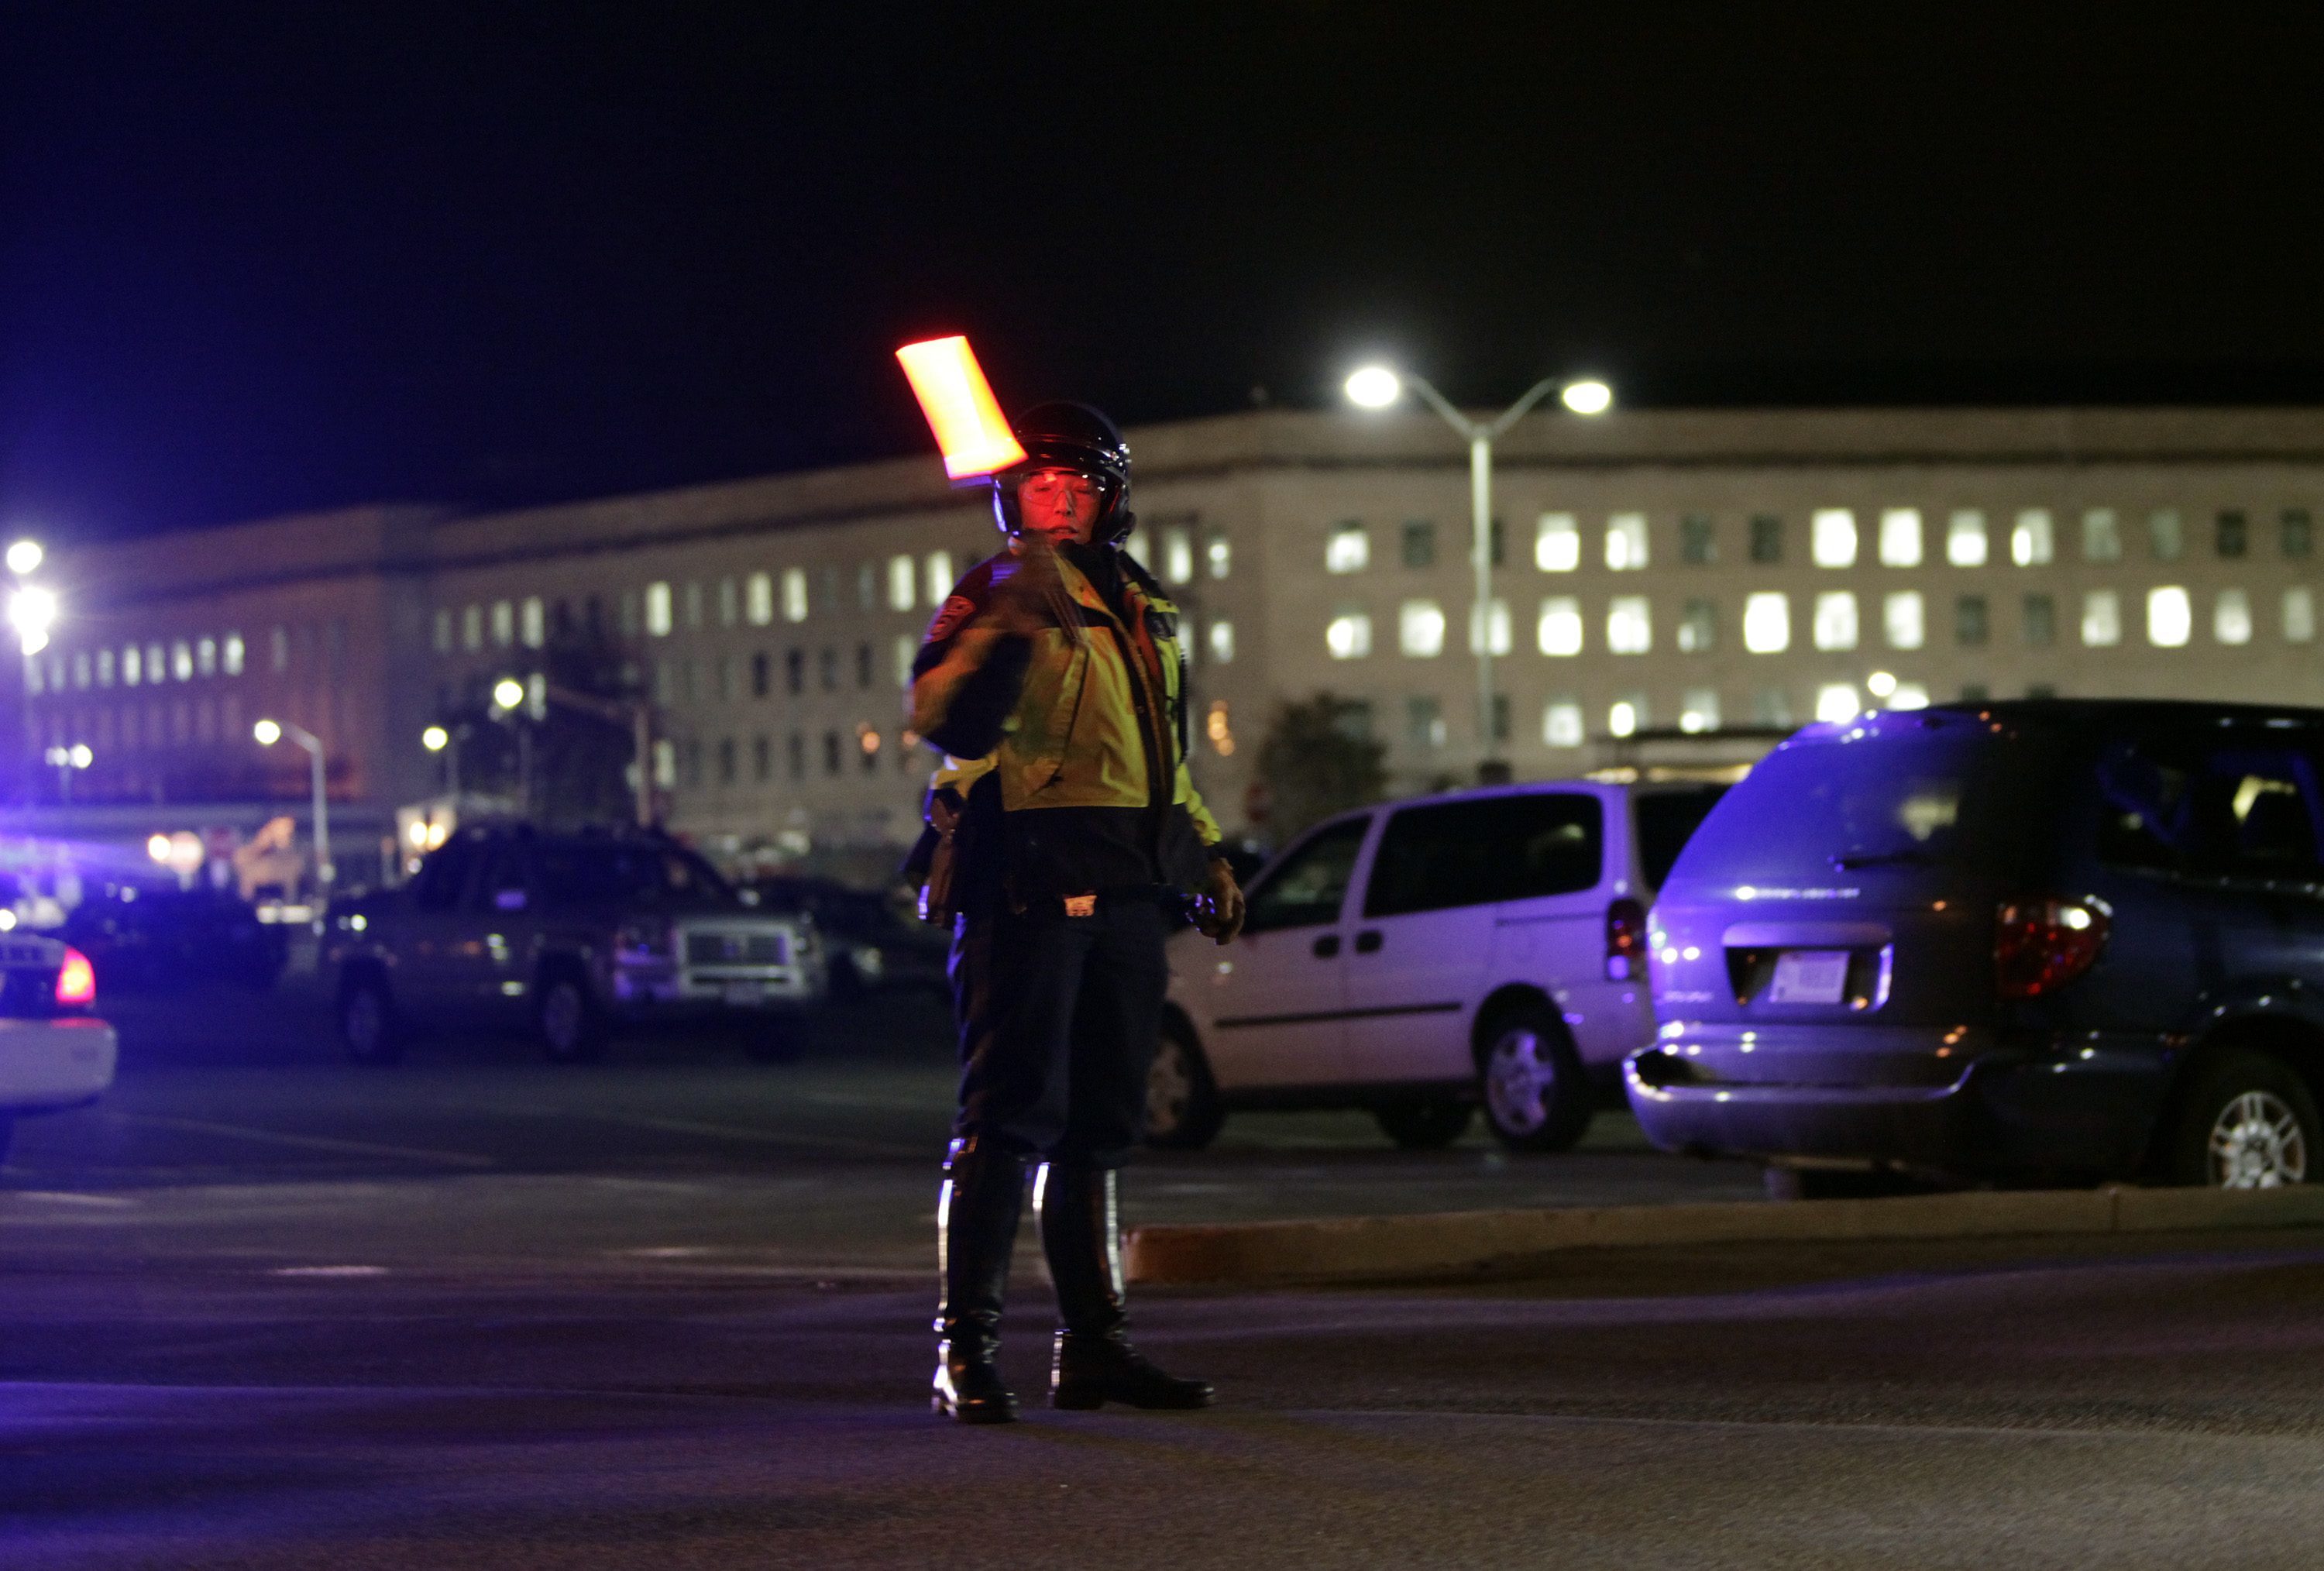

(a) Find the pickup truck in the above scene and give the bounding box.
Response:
[324,824,827,1064]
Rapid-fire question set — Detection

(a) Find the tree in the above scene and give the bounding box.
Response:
[1253,693,1387,844]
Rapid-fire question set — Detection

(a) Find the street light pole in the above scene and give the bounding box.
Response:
[256,719,331,894]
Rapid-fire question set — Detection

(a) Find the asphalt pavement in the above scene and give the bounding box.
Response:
[12,983,2324,1567]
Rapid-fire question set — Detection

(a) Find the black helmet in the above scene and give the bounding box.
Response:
[990,401,1135,544]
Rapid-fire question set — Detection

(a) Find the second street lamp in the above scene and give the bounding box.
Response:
[1345,366,1614,781]
[256,717,332,894]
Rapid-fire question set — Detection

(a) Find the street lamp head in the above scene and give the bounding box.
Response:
[421,724,449,752]
[253,718,282,747]
[491,677,525,712]
[8,583,57,655]
[68,743,91,770]
[6,539,43,576]
[1560,379,1614,416]
[1343,366,1403,410]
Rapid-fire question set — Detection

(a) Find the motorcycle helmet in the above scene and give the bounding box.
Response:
[989,401,1134,545]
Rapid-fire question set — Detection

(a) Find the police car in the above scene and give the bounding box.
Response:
[0,930,115,1166]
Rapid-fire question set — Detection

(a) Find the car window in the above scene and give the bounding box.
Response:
[1243,817,1370,933]
[1364,794,1604,919]
[533,842,737,909]
[411,835,485,913]
[2098,742,2324,879]
[1633,787,1727,889]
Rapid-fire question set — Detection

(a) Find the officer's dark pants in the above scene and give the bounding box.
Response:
[948,894,1170,1168]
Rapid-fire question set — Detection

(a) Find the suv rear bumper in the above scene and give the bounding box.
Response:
[0,1016,117,1114]
[1624,1033,2172,1178]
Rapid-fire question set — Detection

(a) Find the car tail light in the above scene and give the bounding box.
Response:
[1606,897,1647,981]
[1994,897,2108,999]
[54,946,95,1008]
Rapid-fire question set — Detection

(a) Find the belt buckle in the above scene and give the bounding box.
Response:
[1063,893,1098,918]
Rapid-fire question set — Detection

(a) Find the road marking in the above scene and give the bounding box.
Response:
[619,1116,925,1159]
[270,1264,390,1278]
[3,1190,137,1208]
[115,1114,496,1169]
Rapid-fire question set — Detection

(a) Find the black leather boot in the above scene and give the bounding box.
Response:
[1037,1163,1213,1411]
[933,1136,1024,1424]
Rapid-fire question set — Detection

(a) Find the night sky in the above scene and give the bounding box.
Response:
[6,4,2323,544]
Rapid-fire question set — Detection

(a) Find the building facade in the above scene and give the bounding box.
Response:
[16,407,2324,878]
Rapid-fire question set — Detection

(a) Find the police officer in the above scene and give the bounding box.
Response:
[909,401,1245,1425]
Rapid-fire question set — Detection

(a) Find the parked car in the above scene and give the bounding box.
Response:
[325,824,827,1064]
[748,875,950,1000]
[1148,779,1727,1150]
[0,931,115,1166]
[1630,700,2324,1193]
[62,883,288,992]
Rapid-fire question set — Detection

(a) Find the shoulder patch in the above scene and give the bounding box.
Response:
[927,593,979,643]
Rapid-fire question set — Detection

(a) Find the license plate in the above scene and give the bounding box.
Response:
[722,981,765,1006]
[1769,950,1851,1005]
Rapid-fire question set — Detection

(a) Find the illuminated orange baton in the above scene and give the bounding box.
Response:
[895,335,1026,481]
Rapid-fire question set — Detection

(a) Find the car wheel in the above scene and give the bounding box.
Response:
[1477,1004,1593,1153]
[1373,1096,1474,1150]
[1144,1018,1226,1150]
[338,971,402,1065]
[2171,1050,2321,1188]
[742,1018,805,1064]
[535,971,605,1064]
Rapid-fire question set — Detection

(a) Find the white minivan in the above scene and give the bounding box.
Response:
[1149,781,1724,1152]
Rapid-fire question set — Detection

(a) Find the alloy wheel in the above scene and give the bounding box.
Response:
[2209,1089,2309,1188]
[1147,1036,1194,1136]
[1484,1027,1555,1136]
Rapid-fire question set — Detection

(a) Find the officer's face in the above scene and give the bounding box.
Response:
[1016,467,1102,545]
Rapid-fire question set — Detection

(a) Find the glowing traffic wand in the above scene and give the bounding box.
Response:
[895,335,1026,481]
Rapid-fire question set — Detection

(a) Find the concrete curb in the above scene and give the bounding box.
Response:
[1123,1184,2324,1287]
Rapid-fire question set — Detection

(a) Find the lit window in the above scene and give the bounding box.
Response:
[1326,524,1370,573]
[521,597,545,648]
[1742,592,1790,653]
[1399,600,1446,658]
[1812,591,1858,651]
[2147,510,2183,561]
[1811,509,1858,569]
[2082,508,2122,562]
[746,571,774,625]
[1325,610,1373,659]
[462,605,483,651]
[172,640,193,681]
[195,637,215,676]
[1946,510,1989,567]
[2215,588,2253,645]
[645,583,672,637]
[894,634,916,688]
[1537,597,1583,656]
[924,552,955,604]
[1206,528,1231,579]
[123,645,140,686]
[782,568,808,623]
[885,555,915,612]
[1676,598,1717,653]
[1163,525,1195,584]
[96,648,114,686]
[1815,683,1861,724]
[1535,514,1580,572]
[1883,591,1925,650]
[2011,509,2054,566]
[1606,595,1652,655]
[1469,598,1511,656]
[1124,525,1150,565]
[1679,688,1721,734]
[2286,586,2316,645]
[1888,682,1930,711]
[717,577,738,627]
[1543,700,1584,748]
[1608,696,1647,737]
[433,609,452,653]
[2147,586,2192,648]
[72,651,89,688]
[1878,508,1923,568]
[2081,590,2120,647]
[1604,513,1648,571]
[491,600,514,646]
[1208,620,1236,663]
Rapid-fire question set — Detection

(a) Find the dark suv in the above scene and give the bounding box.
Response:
[1629,700,2324,1191]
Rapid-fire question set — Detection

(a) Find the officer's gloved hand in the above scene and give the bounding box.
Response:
[1196,860,1246,945]
[989,533,1067,635]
